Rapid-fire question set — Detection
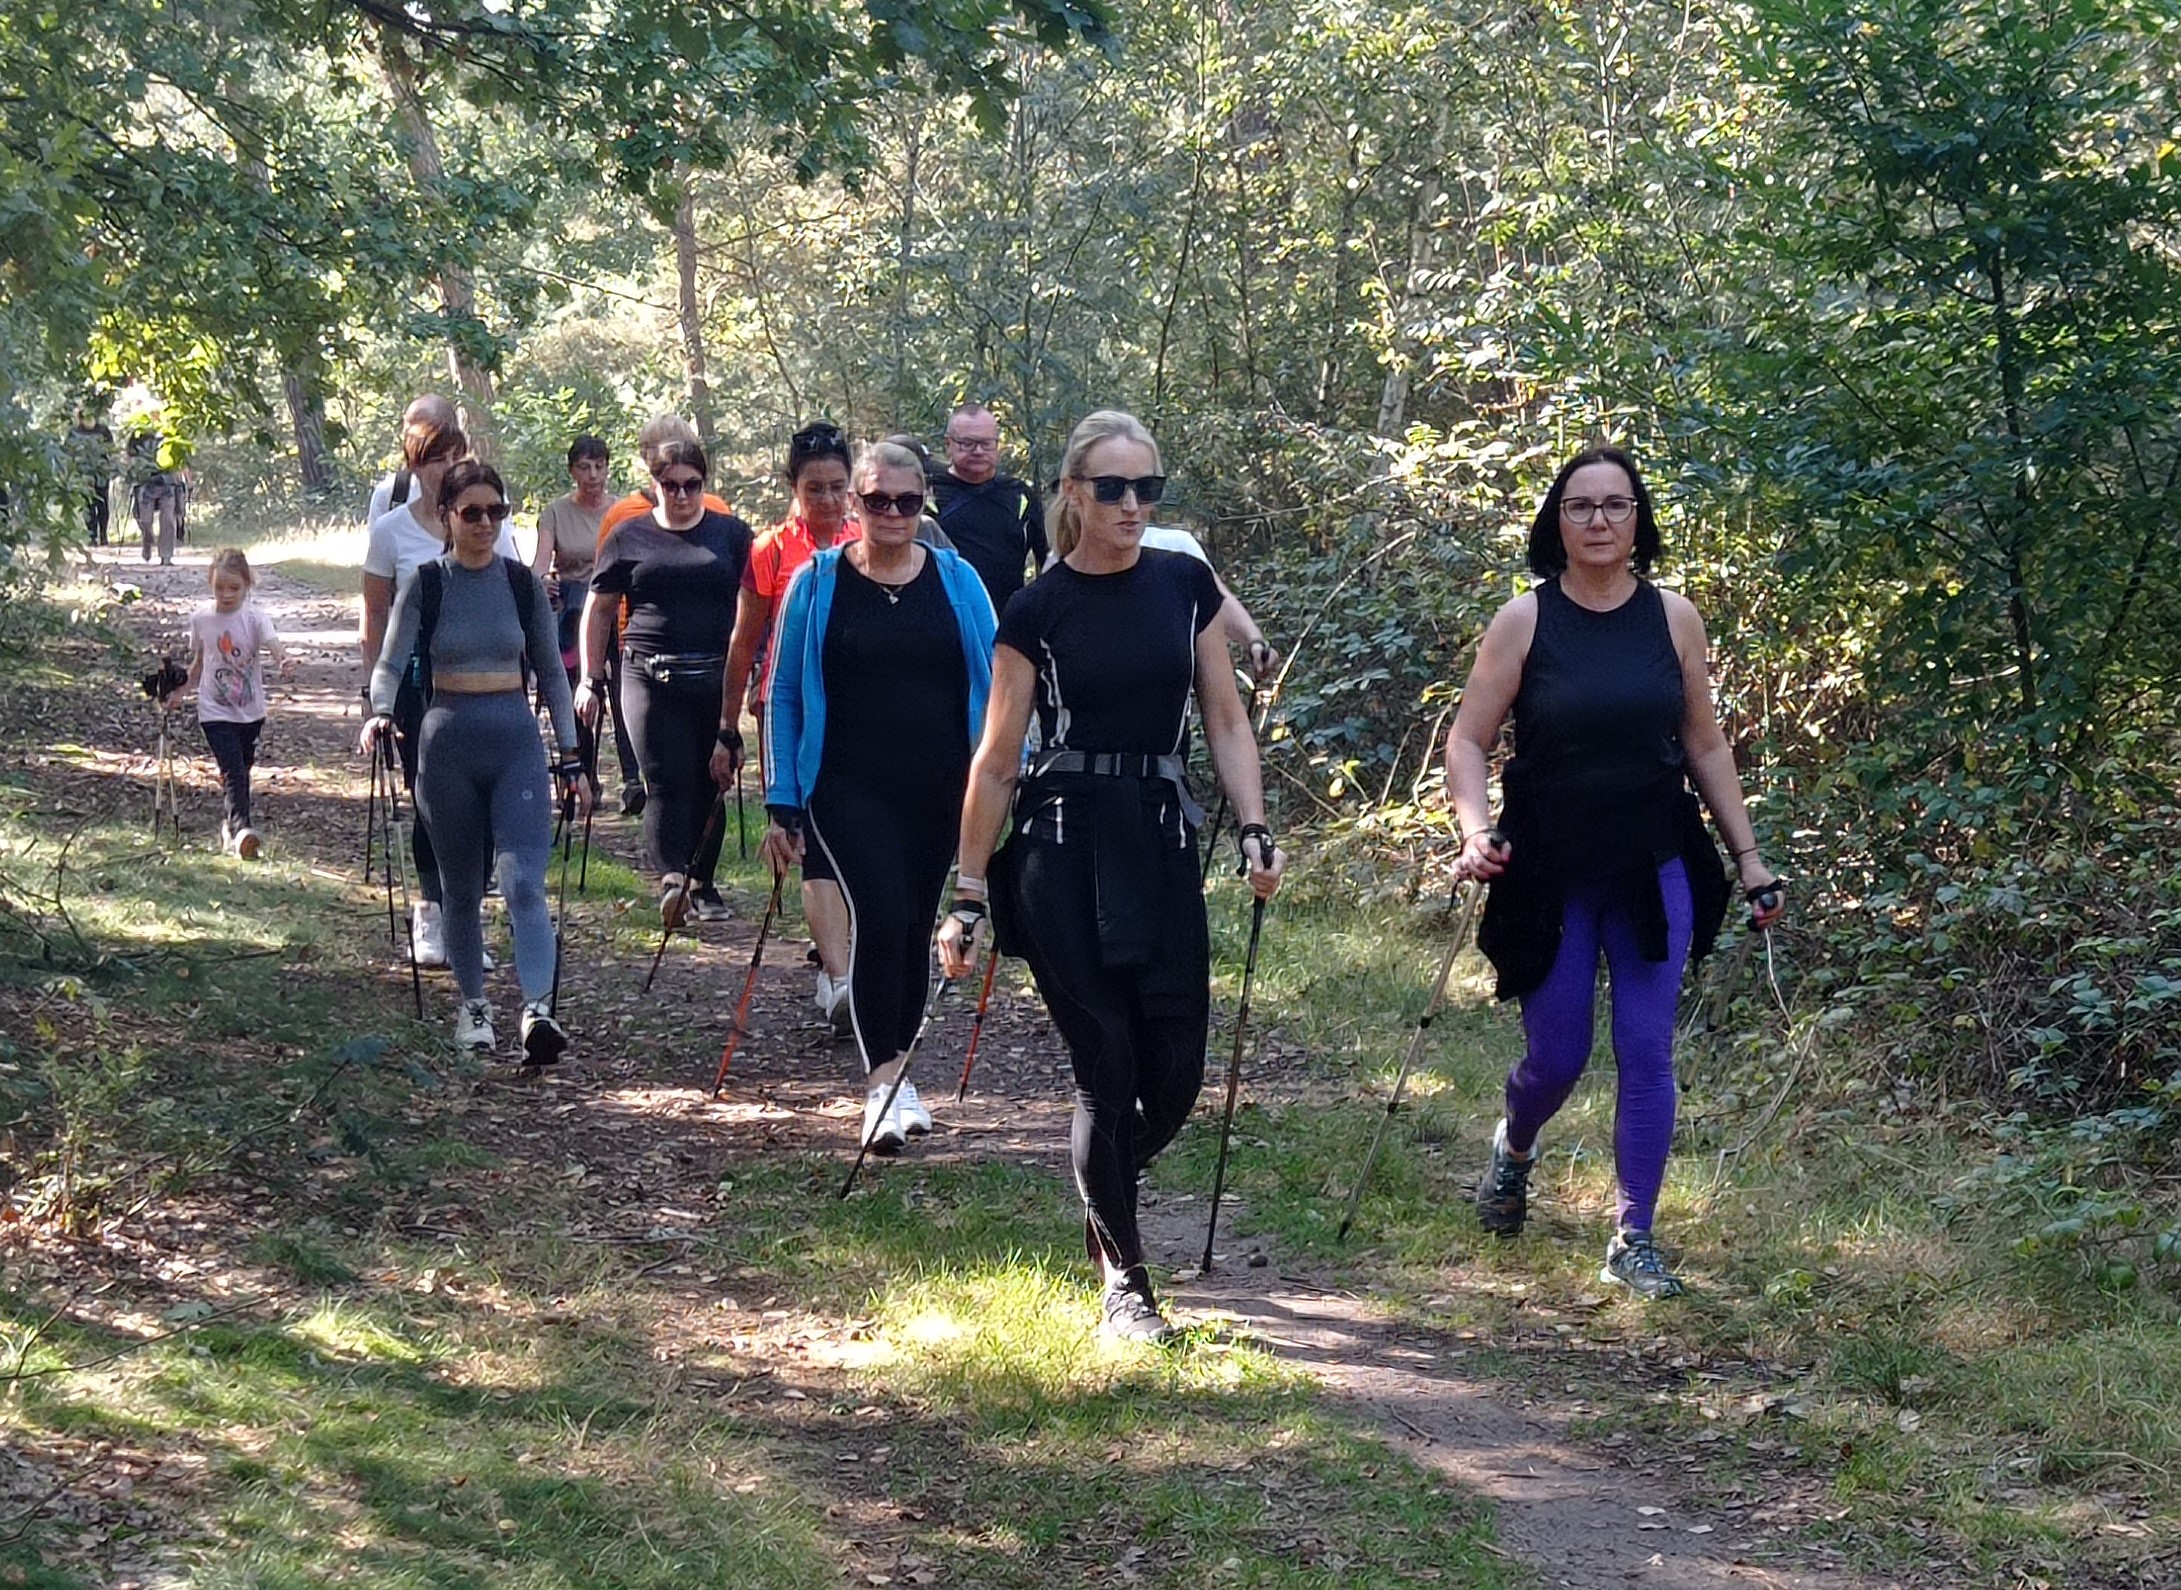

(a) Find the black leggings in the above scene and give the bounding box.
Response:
[201,718,261,831]
[620,658,725,884]
[1010,832,1210,1273]
[807,773,963,1073]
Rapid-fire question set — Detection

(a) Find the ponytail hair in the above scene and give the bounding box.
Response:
[1048,409,1158,560]
[208,547,254,588]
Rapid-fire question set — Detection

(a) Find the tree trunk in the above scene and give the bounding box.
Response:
[377,29,498,459]
[893,115,921,419]
[673,174,716,443]
[282,361,335,495]
[1374,105,1451,453]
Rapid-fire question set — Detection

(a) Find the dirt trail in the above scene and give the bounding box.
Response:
[87,545,1922,1589]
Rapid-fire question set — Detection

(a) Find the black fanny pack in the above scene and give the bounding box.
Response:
[628,650,725,690]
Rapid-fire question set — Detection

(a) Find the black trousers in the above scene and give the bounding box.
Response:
[620,657,725,884]
[200,718,262,832]
[807,771,963,1073]
[1009,831,1211,1274]
[605,623,643,788]
[84,487,109,546]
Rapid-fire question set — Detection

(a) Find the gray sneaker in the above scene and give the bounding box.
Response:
[1600,1229,1686,1300]
[1474,1119,1534,1237]
[1101,1268,1176,1344]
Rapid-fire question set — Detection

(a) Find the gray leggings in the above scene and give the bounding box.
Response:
[415,690,556,1004]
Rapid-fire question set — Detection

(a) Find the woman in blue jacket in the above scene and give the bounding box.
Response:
[761,441,999,1153]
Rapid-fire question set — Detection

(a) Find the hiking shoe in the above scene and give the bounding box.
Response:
[690,883,732,922]
[659,875,690,932]
[817,971,853,1037]
[619,785,646,818]
[520,1001,568,1067]
[895,1080,933,1136]
[1101,1268,1176,1344]
[413,900,448,968]
[1601,1229,1686,1300]
[1474,1119,1535,1238]
[233,827,262,860]
[455,998,495,1052]
[861,1085,906,1155]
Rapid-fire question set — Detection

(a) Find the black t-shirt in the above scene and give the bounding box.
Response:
[934,471,1047,610]
[590,509,753,657]
[997,548,1222,844]
[820,557,969,791]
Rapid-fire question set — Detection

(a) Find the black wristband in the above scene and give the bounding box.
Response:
[765,804,803,838]
[551,757,583,781]
[949,897,988,928]
[716,726,743,753]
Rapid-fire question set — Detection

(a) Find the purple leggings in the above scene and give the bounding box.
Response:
[1504,856,1692,1232]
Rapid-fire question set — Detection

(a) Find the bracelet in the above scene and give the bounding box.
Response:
[954,874,989,898]
[715,725,743,752]
[1732,845,1760,859]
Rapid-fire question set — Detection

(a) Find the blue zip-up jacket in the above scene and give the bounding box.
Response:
[764,544,998,815]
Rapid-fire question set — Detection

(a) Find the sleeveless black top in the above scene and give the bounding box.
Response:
[1504,578,1687,882]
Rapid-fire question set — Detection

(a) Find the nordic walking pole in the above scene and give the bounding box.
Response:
[362,724,379,882]
[374,745,399,947]
[642,796,727,993]
[734,758,748,860]
[548,782,576,1019]
[952,946,1001,1104]
[1202,894,1269,1272]
[839,969,953,1200]
[379,733,426,1018]
[710,872,786,1096]
[1335,842,1497,1242]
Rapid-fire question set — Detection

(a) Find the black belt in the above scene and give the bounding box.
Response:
[1031,750,1185,781]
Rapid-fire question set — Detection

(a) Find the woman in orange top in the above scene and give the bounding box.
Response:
[712,421,861,1029]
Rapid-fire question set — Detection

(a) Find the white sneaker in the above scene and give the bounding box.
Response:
[817,971,853,1037]
[413,900,448,968]
[520,1000,567,1067]
[895,1079,933,1136]
[455,998,495,1051]
[860,1084,906,1155]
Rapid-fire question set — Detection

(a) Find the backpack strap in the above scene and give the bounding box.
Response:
[390,468,413,509]
[503,557,539,695]
[413,561,444,702]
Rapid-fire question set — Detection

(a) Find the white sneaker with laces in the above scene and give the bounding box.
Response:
[413,900,448,968]
[860,1084,906,1154]
[455,998,495,1051]
[895,1079,933,1136]
[819,972,853,1037]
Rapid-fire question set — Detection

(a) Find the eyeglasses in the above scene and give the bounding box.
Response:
[1561,495,1638,526]
[452,501,511,525]
[858,490,926,519]
[946,434,999,452]
[1077,473,1167,506]
[655,474,705,497]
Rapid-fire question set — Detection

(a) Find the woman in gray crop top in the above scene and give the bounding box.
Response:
[363,460,592,1064]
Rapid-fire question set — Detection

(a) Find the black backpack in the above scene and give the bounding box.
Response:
[412,558,539,702]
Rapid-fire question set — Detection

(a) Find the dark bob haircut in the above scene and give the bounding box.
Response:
[650,438,709,480]
[785,421,850,483]
[1524,444,1662,579]
[437,458,506,516]
[567,435,609,468]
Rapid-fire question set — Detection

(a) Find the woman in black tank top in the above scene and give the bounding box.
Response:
[1443,446,1783,1300]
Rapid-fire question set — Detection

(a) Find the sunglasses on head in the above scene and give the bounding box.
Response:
[452,501,511,525]
[654,474,705,497]
[858,490,925,519]
[1078,473,1167,506]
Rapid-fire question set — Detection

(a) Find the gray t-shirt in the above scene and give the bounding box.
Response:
[369,556,577,750]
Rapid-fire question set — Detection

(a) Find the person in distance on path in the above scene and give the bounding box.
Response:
[939,409,1286,1344]
[1445,444,1783,1300]
[362,461,590,1063]
[532,435,611,679]
[931,402,1046,614]
[761,441,997,1153]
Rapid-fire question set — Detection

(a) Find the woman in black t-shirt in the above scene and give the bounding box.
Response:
[577,439,753,924]
[1446,444,1782,1301]
[939,410,1286,1344]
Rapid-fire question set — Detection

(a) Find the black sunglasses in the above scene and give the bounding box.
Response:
[859,490,925,519]
[1077,473,1167,506]
[452,501,512,525]
[654,474,705,497]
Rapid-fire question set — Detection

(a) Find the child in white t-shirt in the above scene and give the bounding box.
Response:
[164,548,293,857]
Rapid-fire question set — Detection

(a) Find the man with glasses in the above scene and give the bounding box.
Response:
[933,402,1046,613]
